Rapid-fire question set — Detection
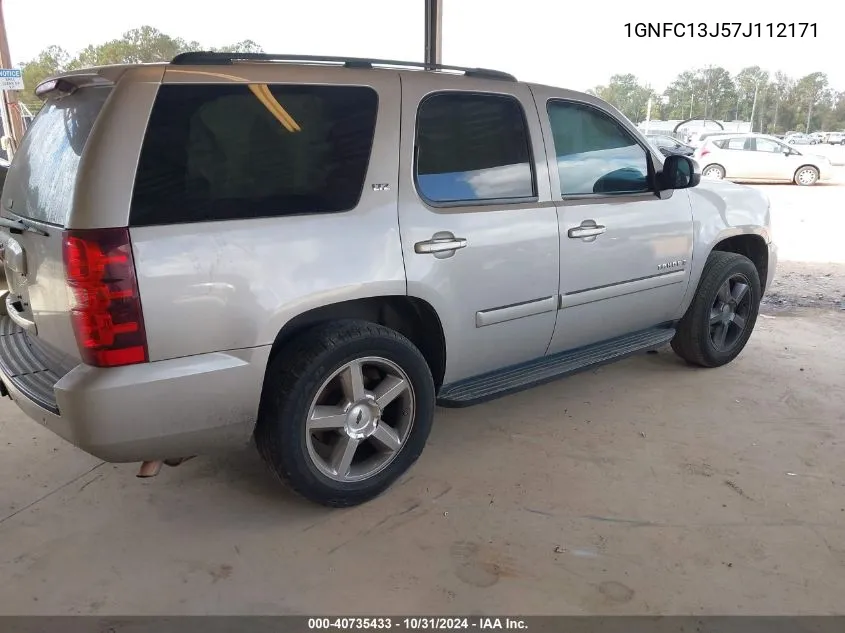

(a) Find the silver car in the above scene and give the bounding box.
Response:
[695,133,833,185]
[0,53,776,506]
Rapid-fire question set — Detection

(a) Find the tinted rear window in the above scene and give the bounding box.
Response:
[4,87,110,225]
[130,84,378,226]
[415,92,535,204]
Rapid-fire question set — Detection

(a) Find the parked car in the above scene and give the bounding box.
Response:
[695,133,832,185]
[785,132,817,145]
[825,132,845,145]
[0,53,776,507]
[645,134,695,157]
[809,132,826,143]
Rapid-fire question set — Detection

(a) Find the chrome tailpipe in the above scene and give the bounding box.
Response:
[137,460,163,478]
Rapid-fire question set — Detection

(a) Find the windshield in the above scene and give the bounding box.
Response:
[2,87,111,226]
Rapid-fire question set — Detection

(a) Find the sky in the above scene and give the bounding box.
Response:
[4,0,841,93]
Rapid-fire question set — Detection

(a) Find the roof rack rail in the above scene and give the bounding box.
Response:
[169,52,516,81]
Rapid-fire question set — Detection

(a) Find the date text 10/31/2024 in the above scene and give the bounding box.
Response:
[308,618,528,630]
[625,22,817,38]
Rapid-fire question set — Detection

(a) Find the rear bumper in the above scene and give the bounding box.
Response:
[0,318,271,462]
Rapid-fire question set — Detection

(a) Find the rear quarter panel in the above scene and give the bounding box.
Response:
[132,66,406,361]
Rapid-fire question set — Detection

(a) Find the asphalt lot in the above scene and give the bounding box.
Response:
[0,176,844,615]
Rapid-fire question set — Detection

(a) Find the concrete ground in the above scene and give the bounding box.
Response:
[1,178,844,615]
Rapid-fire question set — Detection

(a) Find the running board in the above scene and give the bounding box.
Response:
[437,327,676,407]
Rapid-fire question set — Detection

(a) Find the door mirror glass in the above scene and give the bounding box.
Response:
[659,155,700,190]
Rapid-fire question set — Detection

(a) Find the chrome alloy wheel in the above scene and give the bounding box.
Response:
[305,356,415,483]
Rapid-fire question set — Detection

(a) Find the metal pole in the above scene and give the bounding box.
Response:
[644,97,652,134]
[0,0,24,153]
[424,0,442,69]
[749,82,759,133]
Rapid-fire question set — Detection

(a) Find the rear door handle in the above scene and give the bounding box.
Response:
[568,222,606,239]
[414,232,467,258]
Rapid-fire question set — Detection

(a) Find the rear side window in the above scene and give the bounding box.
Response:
[415,92,536,204]
[130,84,378,226]
[4,87,110,226]
[714,138,746,150]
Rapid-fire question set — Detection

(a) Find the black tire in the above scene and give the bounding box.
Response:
[671,252,761,368]
[702,164,726,180]
[255,320,435,507]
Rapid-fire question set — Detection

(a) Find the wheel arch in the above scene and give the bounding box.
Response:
[711,234,769,293]
[266,296,447,390]
[794,164,820,176]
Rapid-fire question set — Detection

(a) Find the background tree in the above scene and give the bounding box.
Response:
[734,66,769,127]
[793,72,829,133]
[18,27,265,113]
[19,45,70,113]
[593,66,844,134]
[589,74,656,123]
[17,32,845,133]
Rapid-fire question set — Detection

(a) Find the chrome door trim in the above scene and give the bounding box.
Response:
[476,295,558,328]
[560,270,686,309]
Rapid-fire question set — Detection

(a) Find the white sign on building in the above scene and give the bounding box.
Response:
[0,69,24,91]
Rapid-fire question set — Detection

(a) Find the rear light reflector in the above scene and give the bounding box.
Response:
[62,228,148,368]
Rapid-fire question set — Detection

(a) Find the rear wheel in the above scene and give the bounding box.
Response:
[255,320,435,507]
[794,166,819,186]
[702,164,726,180]
[671,252,761,368]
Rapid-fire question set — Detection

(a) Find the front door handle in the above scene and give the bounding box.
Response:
[568,221,606,240]
[414,232,467,258]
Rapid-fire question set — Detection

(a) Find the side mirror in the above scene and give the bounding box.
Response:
[658,154,700,191]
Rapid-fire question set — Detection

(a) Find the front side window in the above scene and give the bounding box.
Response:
[131,84,379,226]
[415,92,535,204]
[547,100,650,196]
[754,138,786,153]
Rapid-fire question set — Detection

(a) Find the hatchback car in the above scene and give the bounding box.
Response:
[695,133,832,185]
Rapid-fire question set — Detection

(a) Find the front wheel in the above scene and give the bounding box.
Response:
[255,320,435,507]
[671,252,761,368]
[794,166,819,186]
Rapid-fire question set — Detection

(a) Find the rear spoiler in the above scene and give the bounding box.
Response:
[33,65,146,100]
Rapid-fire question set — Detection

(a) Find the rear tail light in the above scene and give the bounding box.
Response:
[699,147,710,158]
[62,228,148,367]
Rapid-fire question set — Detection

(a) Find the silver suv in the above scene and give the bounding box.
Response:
[0,53,777,507]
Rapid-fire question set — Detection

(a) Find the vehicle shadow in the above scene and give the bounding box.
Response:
[153,347,691,526]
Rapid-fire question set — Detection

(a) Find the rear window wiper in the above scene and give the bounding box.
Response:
[0,216,50,237]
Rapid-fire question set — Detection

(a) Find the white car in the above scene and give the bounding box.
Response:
[826,132,845,145]
[694,133,833,186]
